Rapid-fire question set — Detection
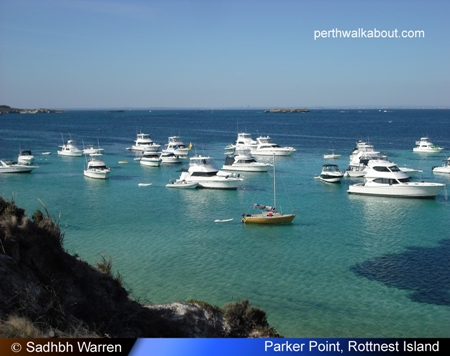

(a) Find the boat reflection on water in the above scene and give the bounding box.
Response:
[347,194,441,253]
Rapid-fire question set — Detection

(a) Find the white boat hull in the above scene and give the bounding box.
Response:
[166,181,199,189]
[128,144,160,152]
[324,154,341,159]
[412,148,443,154]
[0,165,37,173]
[83,148,104,155]
[251,148,295,156]
[161,157,183,164]
[140,159,161,167]
[348,182,445,198]
[344,170,366,178]
[162,148,190,156]
[58,150,82,157]
[221,164,269,172]
[319,175,343,183]
[186,177,242,189]
[84,169,110,179]
[433,167,450,174]
[399,167,421,177]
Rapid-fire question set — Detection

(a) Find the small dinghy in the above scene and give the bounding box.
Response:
[166,180,199,189]
[138,183,152,187]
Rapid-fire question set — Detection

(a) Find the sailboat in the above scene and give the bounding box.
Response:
[241,155,296,224]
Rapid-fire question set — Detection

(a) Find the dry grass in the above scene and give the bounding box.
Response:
[0,315,46,338]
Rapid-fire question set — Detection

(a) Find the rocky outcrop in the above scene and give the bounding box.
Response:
[0,105,65,114]
[265,108,309,113]
[0,197,280,338]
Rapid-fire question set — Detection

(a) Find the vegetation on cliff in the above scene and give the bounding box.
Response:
[0,197,281,338]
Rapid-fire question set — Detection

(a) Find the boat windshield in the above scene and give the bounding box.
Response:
[324,165,339,172]
[190,172,218,177]
[372,166,390,172]
[388,165,401,172]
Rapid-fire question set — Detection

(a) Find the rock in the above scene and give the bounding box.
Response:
[264,108,309,113]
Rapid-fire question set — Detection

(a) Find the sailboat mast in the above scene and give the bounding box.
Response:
[273,154,276,209]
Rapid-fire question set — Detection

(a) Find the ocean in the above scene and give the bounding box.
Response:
[1,109,449,337]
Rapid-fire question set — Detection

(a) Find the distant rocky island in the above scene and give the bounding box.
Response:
[265,108,309,113]
[0,105,65,114]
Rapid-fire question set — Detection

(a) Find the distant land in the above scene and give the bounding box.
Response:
[0,105,65,114]
[264,108,309,113]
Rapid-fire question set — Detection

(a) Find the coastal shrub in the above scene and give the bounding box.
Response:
[223,299,280,337]
[0,197,25,220]
[32,209,44,223]
[0,315,45,338]
[95,254,123,285]
[96,254,113,275]
[187,300,222,316]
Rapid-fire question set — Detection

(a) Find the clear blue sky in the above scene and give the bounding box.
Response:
[1,0,449,109]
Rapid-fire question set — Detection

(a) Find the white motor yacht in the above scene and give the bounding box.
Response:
[250,136,296,156]
[344,164,367,178]
[0,160,38,173]
[221,149,272,172]
[318,164,344,183]
[139,151,162,167]
[160,151,183,164]
[58,139,83,157]
[345,140,382,176]
[17,150,35,165]
[413,137,443,154]
[84,154,110,179]
[323,149,341,159]
[433,157,450,174]
[162,136,191,157]
[349,140,379,160]
[127,133,161,152]
[179,155,243,189]
[82,141,104,155]
[348,159,445,198]
[225,132,258,152]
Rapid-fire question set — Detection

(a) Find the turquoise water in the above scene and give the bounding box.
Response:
[1,109,449,337]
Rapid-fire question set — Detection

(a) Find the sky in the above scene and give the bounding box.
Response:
[1,0,449,109]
